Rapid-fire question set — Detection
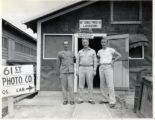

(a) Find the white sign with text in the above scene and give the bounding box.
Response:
[2,65,35,97]
[79,20,102,29]
[78,32,94,39]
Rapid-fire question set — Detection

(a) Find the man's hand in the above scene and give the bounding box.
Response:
[93,70,96,76]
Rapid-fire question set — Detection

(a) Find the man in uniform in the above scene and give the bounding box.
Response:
[97,37,121,108]
[57,40,75,105]
[76,38,97,104]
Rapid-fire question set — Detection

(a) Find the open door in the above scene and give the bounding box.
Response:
[75,33,129,91]
[107,34,129,90]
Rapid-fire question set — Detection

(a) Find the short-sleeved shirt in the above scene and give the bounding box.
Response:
[77,47,97,70]
[97,47,115,64]
[58,50,75,73]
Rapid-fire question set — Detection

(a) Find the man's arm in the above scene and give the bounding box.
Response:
[113,50,122,63]
[57,53,61,70]
[96,51,100,66]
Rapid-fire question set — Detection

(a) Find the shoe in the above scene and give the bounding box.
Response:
[77,100,84,104]
[109,104,115,108]
[99,100,109,104]
[63,101,68,105]
[70,101,75,105]
[88,100,95,104]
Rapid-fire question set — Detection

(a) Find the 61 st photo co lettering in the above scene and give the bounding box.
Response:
[2,65,35,97]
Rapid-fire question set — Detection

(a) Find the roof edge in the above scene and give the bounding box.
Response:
[2,19,36,43]
[22,0,84,24]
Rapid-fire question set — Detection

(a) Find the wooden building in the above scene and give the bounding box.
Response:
[2,19,37,65]
[23,0,152,92]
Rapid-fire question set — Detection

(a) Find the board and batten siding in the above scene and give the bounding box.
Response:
[2,28,36,62]
[2,48,8,59]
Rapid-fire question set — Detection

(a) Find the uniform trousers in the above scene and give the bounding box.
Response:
[60,73,74,101]
[78,66,94,101]
[99,64,116,104]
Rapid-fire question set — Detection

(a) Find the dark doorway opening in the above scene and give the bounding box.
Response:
[78,37,102,88]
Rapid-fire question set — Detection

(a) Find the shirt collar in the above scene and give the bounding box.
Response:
[82,47,91,51]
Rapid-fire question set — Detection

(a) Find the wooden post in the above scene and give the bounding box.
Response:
[8,97,14,118]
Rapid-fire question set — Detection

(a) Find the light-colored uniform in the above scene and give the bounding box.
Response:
[77,47,97,101]
[57,50,75,102]
[97,47,116,104]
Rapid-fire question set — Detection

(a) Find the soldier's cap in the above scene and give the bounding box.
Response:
[63,40,69,44]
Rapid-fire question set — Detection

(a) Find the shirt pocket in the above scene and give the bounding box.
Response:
[79,53,85,58]
[88,53,94,58]
[60,53,66,59]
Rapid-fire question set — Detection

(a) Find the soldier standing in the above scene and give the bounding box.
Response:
[97,37,121,108]
[77,38,97,104]
[57,41,75,105]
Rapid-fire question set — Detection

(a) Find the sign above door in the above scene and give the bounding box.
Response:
[79,20,102,29]
[78,32,94,39]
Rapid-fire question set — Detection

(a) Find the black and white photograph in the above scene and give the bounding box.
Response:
[1,0,154,119]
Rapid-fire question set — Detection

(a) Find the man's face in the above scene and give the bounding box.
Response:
[101,39,108,48]
[82,39,89,48]
[63,41,69,50]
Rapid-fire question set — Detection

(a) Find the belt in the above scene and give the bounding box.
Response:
[79,65,93,67]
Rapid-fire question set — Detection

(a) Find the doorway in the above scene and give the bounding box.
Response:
[78,37,102,88]
[76,34,129,91]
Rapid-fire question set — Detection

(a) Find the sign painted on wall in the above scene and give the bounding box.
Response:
[79,20,102,29]
[2,65,35,97]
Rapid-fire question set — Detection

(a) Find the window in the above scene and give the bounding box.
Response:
[43,34,73,59]
[15,42,22,52]
[2,37,8,49]
[111,1,142,24]
[15,42,35,56]
[129,46,144,59]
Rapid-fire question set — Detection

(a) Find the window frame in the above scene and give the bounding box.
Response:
[129,46,144,60]
[110,1,142,24]
[43,34,73,60]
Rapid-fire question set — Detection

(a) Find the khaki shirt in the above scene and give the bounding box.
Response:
[77,47,97,71]
[57,50,75,74]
